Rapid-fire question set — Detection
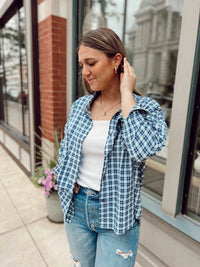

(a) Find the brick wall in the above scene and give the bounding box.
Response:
[38,15,67,142]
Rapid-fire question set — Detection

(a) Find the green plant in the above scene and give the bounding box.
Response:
[31,127,63,196]
[34,127,62,168]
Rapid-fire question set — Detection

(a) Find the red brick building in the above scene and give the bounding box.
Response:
[39,11,67,141]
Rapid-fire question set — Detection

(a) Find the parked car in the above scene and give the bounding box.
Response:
[6,88,28,105]
[6,89,20,102]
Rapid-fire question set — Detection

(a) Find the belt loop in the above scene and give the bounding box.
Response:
[73,183,80,194]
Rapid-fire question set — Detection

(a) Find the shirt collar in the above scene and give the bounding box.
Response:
[85,92,100,115]
[84,92,141,120]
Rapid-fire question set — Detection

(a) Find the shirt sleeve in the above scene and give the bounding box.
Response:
[58,123,69,163]
[53,122,68,175]
[121,97,167,162]
[53,101,77,175]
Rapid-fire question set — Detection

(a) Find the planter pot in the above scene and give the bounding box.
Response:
[45,191,64,223]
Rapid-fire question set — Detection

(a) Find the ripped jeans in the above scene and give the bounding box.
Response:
[65,186,140,267]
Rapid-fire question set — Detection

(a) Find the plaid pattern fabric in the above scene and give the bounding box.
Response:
[53,93,167,235]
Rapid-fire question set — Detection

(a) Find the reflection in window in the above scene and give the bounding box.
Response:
[78,0,183,198]
[187,114,200,221]
[0,6,29,140]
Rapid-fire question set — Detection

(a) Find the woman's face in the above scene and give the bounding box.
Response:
[78,45,117,92]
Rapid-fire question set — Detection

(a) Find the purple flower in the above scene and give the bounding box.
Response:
[49,181,55,188]
[54,184,58,191]
[38,176,45,184]
[45,182,51,191]
[44,168,50,174]
[46,173,52,182]
[37,167,58,195]
[45,190,50,196]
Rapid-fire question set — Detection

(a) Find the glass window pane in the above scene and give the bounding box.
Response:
[3,12,23,132]
[0,6,29,140]
[78,0,184,199]
[187,114,200,221]
[127,1,183,198]
[0,28,7,122]
[19,7,29,137]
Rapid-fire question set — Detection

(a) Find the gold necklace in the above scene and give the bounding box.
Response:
[100,95,121,116]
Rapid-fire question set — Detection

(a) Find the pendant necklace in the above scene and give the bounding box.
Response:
[100,95,121,116]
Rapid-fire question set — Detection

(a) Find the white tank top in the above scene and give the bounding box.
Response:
[77,120,110,191]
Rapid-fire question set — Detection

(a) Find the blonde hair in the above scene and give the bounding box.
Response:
[78,27,141,95]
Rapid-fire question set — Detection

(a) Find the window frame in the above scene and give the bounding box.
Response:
[23,0,41,173]
[142,0,200,243]
[72,0,200,242]
[0,0,27,140]
[0,6,28,141]
[181,19,200,217]
[0,0,41,174]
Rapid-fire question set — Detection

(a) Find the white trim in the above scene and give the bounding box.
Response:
[4,134,19,160]
[0,129,3,143]
[142,192,200,243]
[20,148,31,171]
[137,243,167,267]
[162,0,200,216]
[24,0,35,174]
[139,208,200,266]
[38,0,67,23]
[66,0,73,117]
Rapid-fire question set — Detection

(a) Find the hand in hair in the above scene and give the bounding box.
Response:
[120,58,137,118]
[120,58,136,94]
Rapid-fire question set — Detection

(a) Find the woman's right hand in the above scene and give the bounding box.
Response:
[120,58,136,95]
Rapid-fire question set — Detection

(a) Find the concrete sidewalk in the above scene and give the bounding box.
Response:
[0,145,142,267]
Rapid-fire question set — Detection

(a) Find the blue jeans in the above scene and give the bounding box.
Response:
[65,186,140,267]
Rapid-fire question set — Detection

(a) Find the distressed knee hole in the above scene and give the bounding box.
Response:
[116,249,133,259]
[72,258,81,266]
[69,253,81,267]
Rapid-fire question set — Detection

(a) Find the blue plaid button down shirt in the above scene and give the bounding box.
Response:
[53,93,167,235]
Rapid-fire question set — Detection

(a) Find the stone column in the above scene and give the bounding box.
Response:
[151,12,158,43]
[166,10,173,40]
[145,51,155,94]
[159,50,170,92]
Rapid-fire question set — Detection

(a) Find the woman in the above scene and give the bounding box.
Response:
[54,28,167,267]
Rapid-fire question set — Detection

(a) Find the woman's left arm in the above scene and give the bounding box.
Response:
[121,99,167,161]
[120,58,167,161]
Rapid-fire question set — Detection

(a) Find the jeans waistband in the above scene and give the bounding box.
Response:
[78,185,100,196]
